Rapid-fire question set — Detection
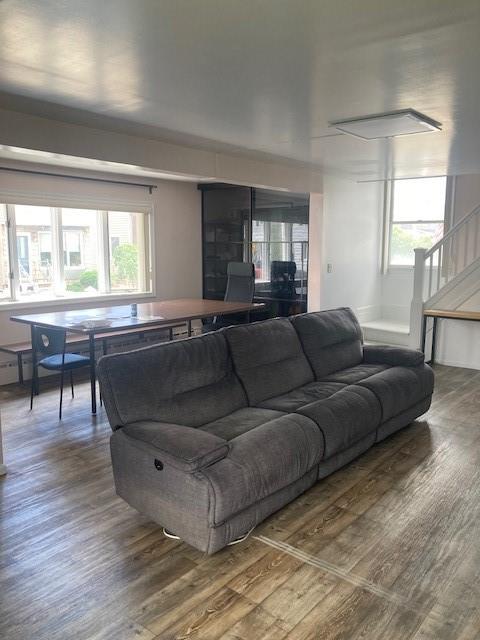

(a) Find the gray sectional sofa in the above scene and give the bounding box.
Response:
[98,307,434,554]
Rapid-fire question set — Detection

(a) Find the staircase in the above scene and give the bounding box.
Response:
[362,203,480,349]
[410,203,480,347]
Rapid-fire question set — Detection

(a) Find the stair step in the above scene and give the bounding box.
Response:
[361,319,410,347]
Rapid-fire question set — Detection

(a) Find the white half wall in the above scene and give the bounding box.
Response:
[319,175,383,320]
[434,320,480,369]
[0,107,323,194]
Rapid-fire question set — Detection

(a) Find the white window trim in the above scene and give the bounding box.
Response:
[382,178,449,272]
[0,194,156,309]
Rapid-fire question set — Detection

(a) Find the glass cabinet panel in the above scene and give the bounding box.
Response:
[202,186,250,299]
[252,189,309,316]
[201,184,309,316]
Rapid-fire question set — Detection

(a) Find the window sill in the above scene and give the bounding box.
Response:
[387,265,414,271]
[0,291,155,312]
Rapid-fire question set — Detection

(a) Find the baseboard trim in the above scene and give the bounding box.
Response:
[434,357,480,370]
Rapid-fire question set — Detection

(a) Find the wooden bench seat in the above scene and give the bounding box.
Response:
[0,322,185,384]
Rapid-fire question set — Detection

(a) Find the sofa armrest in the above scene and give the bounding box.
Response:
[121,421,229,473]
[363,344,424,367]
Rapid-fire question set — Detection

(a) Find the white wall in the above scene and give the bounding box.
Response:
[380,268,413,324]
[452,174,480,223]
[0,166,201,384]
[320,175,383,320]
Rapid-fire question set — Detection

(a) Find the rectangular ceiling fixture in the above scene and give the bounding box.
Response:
[330,109,441,140]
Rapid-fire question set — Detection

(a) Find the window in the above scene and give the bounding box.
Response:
[0,206,11,300]
[63,231,83,267]
[1,203,152,303]
[14,205,55,296]
[39,232,52,266]
[108,211,144,292]
[389,177,447,266]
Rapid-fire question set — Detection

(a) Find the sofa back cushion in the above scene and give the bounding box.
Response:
[224,318,314,405]
[98,332,246,429]
[291,308,363,379]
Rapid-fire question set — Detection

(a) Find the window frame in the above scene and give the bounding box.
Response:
[383,177,448,271]
[0,192,155,310]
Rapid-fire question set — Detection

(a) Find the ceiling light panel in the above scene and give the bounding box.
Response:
[330,110,441,140]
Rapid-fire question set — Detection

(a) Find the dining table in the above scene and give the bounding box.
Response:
[11,298,264,414]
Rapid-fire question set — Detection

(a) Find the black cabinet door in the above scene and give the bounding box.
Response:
[202,186,251,300]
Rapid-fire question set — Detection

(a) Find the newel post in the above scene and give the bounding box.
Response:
[409,248,427,348]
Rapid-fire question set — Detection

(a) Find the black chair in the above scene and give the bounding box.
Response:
[270,260,297,299]
[203,261,255,332]
[270,260,298,316]
[30,326,91,420]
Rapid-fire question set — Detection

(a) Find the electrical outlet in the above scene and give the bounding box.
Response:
[327,263,333,273]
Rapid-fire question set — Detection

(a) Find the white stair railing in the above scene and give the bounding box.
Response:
[424,203,480,300]
[410,204,480,347]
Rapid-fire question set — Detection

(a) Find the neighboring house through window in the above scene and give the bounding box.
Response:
[0,203,152,303]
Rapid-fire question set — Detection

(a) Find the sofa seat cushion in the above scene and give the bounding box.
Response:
[200,407,285,440]
[296,385,381,459]
[357,364,434,422]
[290,308,363,379]
[320,363,390,384]
[201,413,323,524]
[256,381,346,412]
[224,318,314,405]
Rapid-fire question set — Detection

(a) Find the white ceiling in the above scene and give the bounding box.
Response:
[1,0,480,180]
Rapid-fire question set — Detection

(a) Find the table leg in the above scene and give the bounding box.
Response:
[30,325,38,395]
[421,314,427,354]
[187,320,192,337]
[89,333,97,414]
[17,353,24,385]
[431,317,438,365]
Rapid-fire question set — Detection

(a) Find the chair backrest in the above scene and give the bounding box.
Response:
[32,325,67,358]
[224,262,255,303]
[270,260,296,297]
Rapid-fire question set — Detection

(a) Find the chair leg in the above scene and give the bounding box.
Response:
[70,370,74,398]
[30,371,35,411]
[59,368,65,421]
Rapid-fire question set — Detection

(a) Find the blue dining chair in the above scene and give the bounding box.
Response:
[30,326,91,420]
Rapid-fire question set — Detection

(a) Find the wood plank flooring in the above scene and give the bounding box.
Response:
[1,364,480,639]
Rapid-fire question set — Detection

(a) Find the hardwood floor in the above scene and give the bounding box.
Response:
[1,365,480,639]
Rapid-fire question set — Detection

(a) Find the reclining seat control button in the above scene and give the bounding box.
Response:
[154,459,164,470]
